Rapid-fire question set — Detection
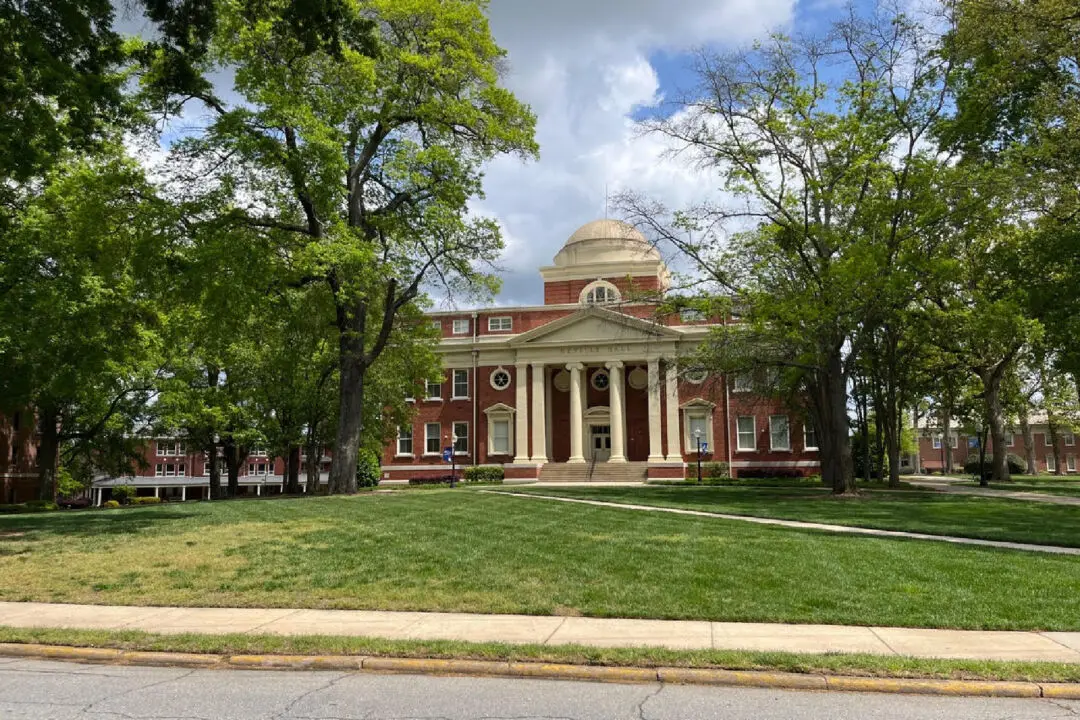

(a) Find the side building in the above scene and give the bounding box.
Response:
[917,415,1078,474]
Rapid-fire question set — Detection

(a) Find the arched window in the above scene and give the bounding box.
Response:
[580,280,621,305]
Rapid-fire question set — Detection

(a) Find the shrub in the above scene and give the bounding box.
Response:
[703,462,730,480]
[408,475,454,485]
[462,466,504,483]
[103,500,120,508]
[132,496,162,505]
[24,500,58,511]
[963,452,1027,476]
[356,449,381,488]
[110,485,136,505]
[737,468,805,479]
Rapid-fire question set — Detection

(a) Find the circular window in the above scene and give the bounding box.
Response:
[685,369,708,384]
[627,367,648,390]
[490,368,511,391]
[591,369,610,391]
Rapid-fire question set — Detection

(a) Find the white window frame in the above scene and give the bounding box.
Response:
[769,415,791,451]
[1043,433,1052,447]
[164,463,177,477]
[248,463,256,475]
[948,434,958,449]
[452,369,469,399]
[733,372,752,393]
[250,447,267,457]
[1066,432,1075,447]
[489,367,512,391]
[452,318,470,335]
[396,426,413,457]
[424,422,441,456]
[452,421,469,455]
[579,280,621,305]
[736,416,756,451]
[1069,455,1077,472]
[157,440,185,457]
[484,403,515,457]
[425,379,442,401]
[804,423,818,451]
[590,369,610,391]
[932,434,942,450]
[177,463,185,477]
[680,400,715,456]
[679,308,705,323]
[1048,455,1057,472]
[487,316,512,332]
[430,319,442,333]
[155,463,164,477]
[1004,432,1014,447]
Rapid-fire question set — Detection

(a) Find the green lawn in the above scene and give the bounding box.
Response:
[511,485,1080,547]
[957,481,1080,497]
[3,492,1080,630]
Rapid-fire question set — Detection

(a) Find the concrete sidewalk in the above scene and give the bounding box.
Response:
[907,477,1080,506]
[1,601,1079,664]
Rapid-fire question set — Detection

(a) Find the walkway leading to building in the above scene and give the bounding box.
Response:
[1,601,1079,663]
[483,490,1080,556]
[907,477,1080,506]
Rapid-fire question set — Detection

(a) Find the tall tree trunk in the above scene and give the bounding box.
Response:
[978,425,989,486]
[981,371,1011,483]
[329,332,365,495]
[306,426,320,494]
[885,406,901,488]
[819,352,855,494]
[207,443,222,499]
[222,437,241,497]
[36,406,59,501]
[1019,408,1037,476]
[286,444,301,494]
[1049,420,1063,475]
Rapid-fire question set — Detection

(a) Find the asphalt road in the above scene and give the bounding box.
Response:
[3,658,1080,720]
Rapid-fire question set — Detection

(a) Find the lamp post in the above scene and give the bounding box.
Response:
[694,428,703,484]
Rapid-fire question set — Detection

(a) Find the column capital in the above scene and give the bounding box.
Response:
[566,362,585,372]
[648,358,660,370]
[605,360,624,371]
[515,360,529,369]
[530,361,546,370]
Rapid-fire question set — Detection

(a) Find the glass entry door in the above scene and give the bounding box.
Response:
[590,424,611,462]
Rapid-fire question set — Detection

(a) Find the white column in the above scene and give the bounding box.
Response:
[647,359,664,463]
[181,486,186,502]
[567,362,585,463]
[154,486,160,499]
[531,363,547,463]
[665,361,681,462]
[514,362,530,463]
[606,361,626,462]
[256,484,261,496]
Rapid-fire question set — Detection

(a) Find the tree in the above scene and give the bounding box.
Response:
[0,151,168,499]
[163,0,537,493]
[621,7,956,493]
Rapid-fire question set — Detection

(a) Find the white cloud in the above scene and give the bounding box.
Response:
[467,0,796,307]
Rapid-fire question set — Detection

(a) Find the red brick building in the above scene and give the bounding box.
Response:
[0,409,39,503]
[918,417,1078,474]
[381,219,820,482]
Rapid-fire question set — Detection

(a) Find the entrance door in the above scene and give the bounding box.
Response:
[590,425,611,462]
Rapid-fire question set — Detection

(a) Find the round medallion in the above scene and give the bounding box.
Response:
[490,368,511,391]
[685,369,708,384]
[591,369,610,391]
[553,370,571,392]
[627,367,648,390]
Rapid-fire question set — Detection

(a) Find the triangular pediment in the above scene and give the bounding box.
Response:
[508,306,681,346]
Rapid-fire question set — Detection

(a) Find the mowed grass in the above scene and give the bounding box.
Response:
[510,484,1080,547]
[2,491,1080,630]
[958,481,1080,498]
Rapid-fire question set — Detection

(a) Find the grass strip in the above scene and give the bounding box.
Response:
[1,626,1078,684]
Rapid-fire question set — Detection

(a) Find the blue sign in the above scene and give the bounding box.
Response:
[442,447,453,462]
[968,437,979,448]
[700,442,709,453]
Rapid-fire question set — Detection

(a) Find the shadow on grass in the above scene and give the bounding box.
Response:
[0,507,195,542]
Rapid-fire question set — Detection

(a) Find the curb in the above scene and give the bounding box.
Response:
[1,643,1077,699]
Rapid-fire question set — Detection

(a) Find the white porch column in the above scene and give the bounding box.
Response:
[567,362,586,463]
[154,486,160,499]
[181,486,186,502]
[514,362,530,463]
[665,360,681,462]
[647,359,664,462]
[530,363,547,463]
[606,361,627,463]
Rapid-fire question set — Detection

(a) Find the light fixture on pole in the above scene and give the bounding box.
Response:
[694,428,703,484]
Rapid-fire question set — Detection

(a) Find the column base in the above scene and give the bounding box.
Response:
[529,456,548,464]
[647,454,666,464]
[567,456,586,464]
[663,456,682,463]
[607,456,627,464]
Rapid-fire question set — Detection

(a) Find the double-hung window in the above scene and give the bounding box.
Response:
[397,426,413,456]
[453,422,469,454]
[769,415,790,451]
[492,419,510,455]
[733,373,752,392]
[425,423,441,455]
[736,416,756,451]
[425,379,442,400]
[452,319,470,335]
[487,316,512,332]
[452,369,469,399]
[804,423,818,451]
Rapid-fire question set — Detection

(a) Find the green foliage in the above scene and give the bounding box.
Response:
[704,462,730,480]
[103,500,120,509]
[964,453,1027,476]
[0,501,58,514]
[356,449,381,488]
[462,466,504,483]
[131,496,162,505]
[110,486,136,505]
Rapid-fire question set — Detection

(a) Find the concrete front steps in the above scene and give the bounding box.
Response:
[538,461,648,483]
